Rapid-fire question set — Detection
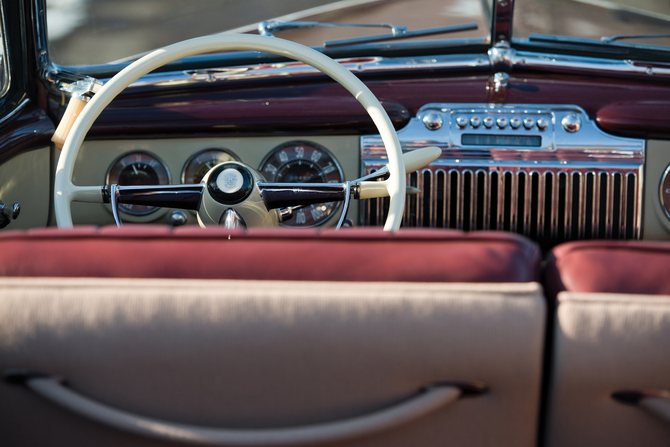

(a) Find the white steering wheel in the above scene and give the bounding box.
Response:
[53,34,406,230]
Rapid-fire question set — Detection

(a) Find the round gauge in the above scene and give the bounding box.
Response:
[106,151,170,216]
[181,148,239,184]
[259,142,343,227]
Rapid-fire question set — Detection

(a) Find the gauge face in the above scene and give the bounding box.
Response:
[106,152,170,216]
[181,148,239,184]
[259,142,343,227]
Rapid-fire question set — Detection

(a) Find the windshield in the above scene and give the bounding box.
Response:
[514,0,670,49]
[47,0,490,66]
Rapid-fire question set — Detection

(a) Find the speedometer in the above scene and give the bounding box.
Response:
[106,151,170,216]
[259,142,343,227]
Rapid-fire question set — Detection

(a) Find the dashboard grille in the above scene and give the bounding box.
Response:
[361,104,645,248]
[362,166,640,248]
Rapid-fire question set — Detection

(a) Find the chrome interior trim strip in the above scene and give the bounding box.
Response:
[99,50,670,96]
[513,51,670,78]
[0,97,29,127]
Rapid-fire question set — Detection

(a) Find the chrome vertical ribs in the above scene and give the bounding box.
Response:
[361,104,644,247]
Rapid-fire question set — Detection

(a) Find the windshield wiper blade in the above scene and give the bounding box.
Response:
[601,34,670,44]
[259,20,406,37]
[258,20,478,48]
[325,22,478,48]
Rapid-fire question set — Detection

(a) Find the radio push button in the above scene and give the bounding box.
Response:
[470,116,481,128]
[496,117,508,129]
[483,116,494,128]
[523,117,535,129]
[456,116,468,128]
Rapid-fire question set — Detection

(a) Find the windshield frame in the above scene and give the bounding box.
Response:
[510,0,670,63]
[33,0,670,90]
[36,0,493,79]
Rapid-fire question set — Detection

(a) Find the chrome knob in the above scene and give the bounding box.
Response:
[483,116,494,128]
[561,114,582,133]
[0,201,20,229]
[523,117,534,129]
[422,112,443,131]
[470,116,481,128]
[510,117,521,129]
[219,208,247,229]
[536,118,549,131]
[455,115,468,128]
[169,209,188,226]
[496,117,508,129]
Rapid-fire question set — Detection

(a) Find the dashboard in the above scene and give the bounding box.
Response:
[5,56,670,247]
[65,101,670,250]
[71,135,360,227]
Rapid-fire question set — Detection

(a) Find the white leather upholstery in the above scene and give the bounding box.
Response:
[545,292,670,447]
[0,278,546,447]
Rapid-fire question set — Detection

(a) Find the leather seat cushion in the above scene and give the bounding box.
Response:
[0,226,540,282]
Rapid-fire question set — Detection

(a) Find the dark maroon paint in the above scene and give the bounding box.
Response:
[85,96,410,137]
[0,105,55,164]
[596,101,670,139]
[40,71,670,141]
[44,74,670,138]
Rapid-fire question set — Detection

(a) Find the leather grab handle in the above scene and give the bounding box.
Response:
[10,373,484,446]
[612,389,670,425]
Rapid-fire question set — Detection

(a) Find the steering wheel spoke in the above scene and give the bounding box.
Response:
[67,185,107,203]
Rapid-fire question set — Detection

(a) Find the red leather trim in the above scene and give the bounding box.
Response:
[546,240,670,297]
[0,227,540,283]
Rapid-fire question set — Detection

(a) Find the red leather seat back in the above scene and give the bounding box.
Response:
[0,226,540,282]
[545,240,670,298]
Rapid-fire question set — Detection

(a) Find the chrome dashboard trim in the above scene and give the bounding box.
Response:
[361,103,645,244]
[125,51,491,90]
[513,50,670,78]
[660,165,670,221]
[115,49,670,94]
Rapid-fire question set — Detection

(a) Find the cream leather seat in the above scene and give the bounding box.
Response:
[0,227,546,447]
[544,240,670,447]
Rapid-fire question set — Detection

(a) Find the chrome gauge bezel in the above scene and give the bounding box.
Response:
[259,141,344,227]
[660,164,670,220]
[105,151,171,216]
[180,147,240,184]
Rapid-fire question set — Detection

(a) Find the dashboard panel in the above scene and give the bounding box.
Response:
[16,65,668,244]
[65,102,670,248]
[70,135,359,227]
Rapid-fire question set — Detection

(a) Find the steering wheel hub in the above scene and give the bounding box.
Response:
[207,163,254,205]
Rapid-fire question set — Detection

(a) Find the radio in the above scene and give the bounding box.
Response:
[360,103,645,244]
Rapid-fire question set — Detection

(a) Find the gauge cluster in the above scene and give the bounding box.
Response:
[70,136,358,227]
[259,142,343,227]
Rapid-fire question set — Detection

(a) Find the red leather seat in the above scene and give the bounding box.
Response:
[545,239,670,299]
[0,227,547,447]
[544,239,670,447]
[0,226,540,282]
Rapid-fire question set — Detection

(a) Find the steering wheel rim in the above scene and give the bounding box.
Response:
[54,34,406,230]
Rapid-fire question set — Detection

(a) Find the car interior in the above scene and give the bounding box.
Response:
[0,0,669,446]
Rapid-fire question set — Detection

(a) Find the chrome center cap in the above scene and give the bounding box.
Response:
[206,162,254,205]
[217,168,244,194]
